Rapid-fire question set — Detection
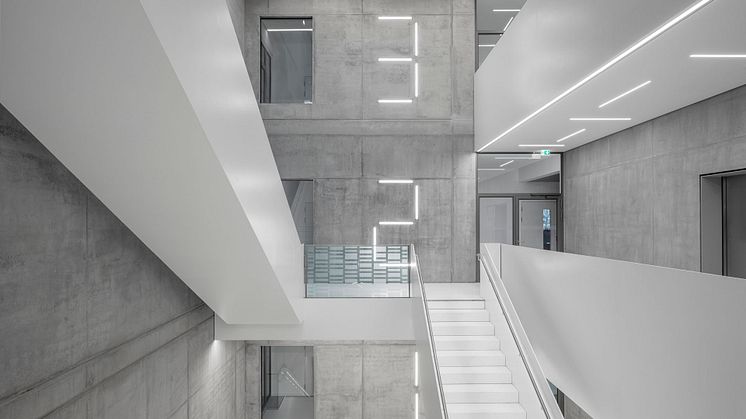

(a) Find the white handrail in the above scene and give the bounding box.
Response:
[479,244,563,419]
[411,246,449,419]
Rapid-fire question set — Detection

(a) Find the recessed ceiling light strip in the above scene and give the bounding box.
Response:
[599,80,652,108]
[690,54,746,58]
[477,0,712,152]
[557,128,587,142]
[500,160,514,167]
[378,99,413,104]
[266,28,313,32]
[518,144,565,148]
[503,16,515,32]
[378,16,412,20]
[493,9,521,12]
[570,117,631,121]
[478,168,506,171]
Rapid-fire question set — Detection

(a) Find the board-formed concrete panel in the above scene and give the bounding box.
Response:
[564,84,746,271]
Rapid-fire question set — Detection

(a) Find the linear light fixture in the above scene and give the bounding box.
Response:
[378,57,413,62]
[266,28,313,32]
[378,16,413,20]
[478,44,496,48]
[493,9,520,12]
[379,179,414,184]
[414,185,420,220]
[379,221,415,226]
[414,352,419,387]
[518,144,565,148]
[414,22,419,57]
[378,99,413,104]
[599,80,652,108]
[557,128,587,143]
[570,117,631,121]
[500,160,514,167]
[414,394,419,419]
[372,226,377,247]
[690,54,746,58]
[478,168,506,171]
[415,63,419,97]
[503,16,515,31]
[477,0,712,152]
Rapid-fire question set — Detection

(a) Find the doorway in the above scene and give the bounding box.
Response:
[701,170,746,279]
[518,199,558,250]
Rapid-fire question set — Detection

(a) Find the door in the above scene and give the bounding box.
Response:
[518,200,557,250]
[725,174,746,278]
[479,197,514,245]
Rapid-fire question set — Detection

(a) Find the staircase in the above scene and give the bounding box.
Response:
[428,286,527,419]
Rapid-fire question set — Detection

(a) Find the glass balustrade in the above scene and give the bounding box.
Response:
[304,245,411,298]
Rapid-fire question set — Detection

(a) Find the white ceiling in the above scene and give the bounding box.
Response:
[477,153,557,182]
[475,0,746,152]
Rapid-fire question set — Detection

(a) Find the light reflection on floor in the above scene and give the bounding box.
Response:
[305,283,410,298]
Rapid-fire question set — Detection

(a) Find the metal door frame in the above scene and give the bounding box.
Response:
[477,193,563,251]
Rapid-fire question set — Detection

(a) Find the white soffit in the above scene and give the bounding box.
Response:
[475,0,746,152]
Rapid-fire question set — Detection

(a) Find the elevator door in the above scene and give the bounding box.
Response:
[519,200,557,250]
[725,175,746,278]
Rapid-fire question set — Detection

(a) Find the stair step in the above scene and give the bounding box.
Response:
[447,403,526,419]
[429,309,490,322]
[428,300,485,310]
[444,384,519,403]
[432,321,494,336]
[435,336,500,351]
[440,366,512,384]
[437,350,505,367]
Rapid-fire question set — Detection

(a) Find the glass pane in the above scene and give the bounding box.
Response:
[305,245,411,298]
[260,18,313,103]
[479,197,513,244]
[519,200,557,250]
[282,180,314,244]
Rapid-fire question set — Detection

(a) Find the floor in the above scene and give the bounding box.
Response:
[305,283,410,298]
[262,397,314,419]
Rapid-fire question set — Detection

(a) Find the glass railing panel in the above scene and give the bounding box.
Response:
[305,245,411,298]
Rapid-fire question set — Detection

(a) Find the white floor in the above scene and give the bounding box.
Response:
[306,283,409,298]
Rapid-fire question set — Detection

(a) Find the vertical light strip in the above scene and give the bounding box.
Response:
[414,394,419,419]
[414,63,419,98]
[372,226,377,247]
[414,185,420,220]
[414,352,419,387]
[414,22,419,57]
[476,0,713,152]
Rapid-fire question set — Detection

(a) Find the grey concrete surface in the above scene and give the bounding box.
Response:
[243,0,477,282]
[313,343,415,419]
[0,104,249,418]
[563,84,746,270]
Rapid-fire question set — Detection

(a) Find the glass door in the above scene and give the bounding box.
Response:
[518,199,558,250]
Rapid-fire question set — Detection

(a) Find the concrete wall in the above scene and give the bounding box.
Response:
[241,0,476,283]
[0,104,257,418]
[563,84,746,270]
[314,343,415,419]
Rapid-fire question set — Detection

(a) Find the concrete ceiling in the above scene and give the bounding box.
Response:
[475,0,746,152]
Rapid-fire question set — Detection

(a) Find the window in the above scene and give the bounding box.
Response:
[260,18,313,104]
